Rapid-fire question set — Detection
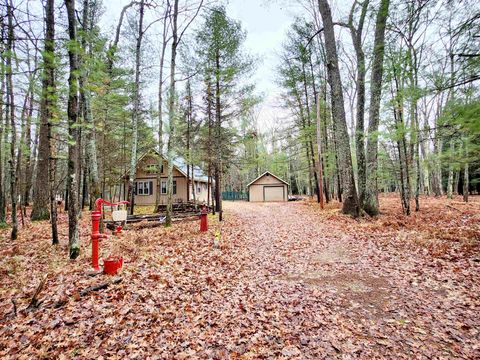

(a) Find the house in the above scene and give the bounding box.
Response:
[247,171,289,202]
[120,150,212,206]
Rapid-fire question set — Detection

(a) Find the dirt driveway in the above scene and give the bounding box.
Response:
[216,200,479,358]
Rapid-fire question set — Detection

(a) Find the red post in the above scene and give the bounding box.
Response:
[91,211,102,271]
[200,205,208,232]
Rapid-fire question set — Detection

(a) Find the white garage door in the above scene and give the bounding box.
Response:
[264,186,284,201]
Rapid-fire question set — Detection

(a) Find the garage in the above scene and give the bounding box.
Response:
[247,171,289,202]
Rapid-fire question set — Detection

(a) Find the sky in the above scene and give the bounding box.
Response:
[226,0,298,130]
[102,0,301,134]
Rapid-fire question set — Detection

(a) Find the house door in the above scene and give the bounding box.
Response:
[263,186,284,201]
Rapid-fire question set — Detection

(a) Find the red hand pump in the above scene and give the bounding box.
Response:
[91,198,129,271]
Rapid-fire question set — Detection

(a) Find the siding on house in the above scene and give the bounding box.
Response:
[134,177,188,205]
[124,152,212,206]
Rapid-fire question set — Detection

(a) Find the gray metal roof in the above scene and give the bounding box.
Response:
[173,157,210,183]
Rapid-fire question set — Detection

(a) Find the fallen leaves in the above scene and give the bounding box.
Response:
[0,195,479,357]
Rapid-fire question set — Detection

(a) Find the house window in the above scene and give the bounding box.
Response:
[161,180,177,195]
[145,164,157,174]
[197,185,201,193]
[136,181,152,196]
[145,164,164,174]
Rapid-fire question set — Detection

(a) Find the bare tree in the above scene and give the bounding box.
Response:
[317,0,360,217]
[165,0,204,225]
[80,0,101,205]
[346,0,369,205]
[156,1,171,209]
[6,0,18,239]
[31,0,56,221]
[165,0,179,227]
[363,0,390,216]
[65,0,80,258]
[127,0,145,215]
[0,16,6,224]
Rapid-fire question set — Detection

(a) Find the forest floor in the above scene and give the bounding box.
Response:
[0,194,479,358]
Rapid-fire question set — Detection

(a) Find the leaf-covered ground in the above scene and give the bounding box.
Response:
[0,195,479,358]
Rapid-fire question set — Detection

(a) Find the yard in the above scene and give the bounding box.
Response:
[0,195,479,358]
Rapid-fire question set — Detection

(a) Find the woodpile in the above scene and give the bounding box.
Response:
[104,202,212,229]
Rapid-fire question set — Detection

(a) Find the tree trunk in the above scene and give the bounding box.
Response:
[0,33,5,224]
[322,79,330,203]
[463,147,468,203]
[206,75,213,210]
[31,0,56,221]
[23,81,35,208]
[363,0,390,215]
[186,80,196,205]
[16,42,36,215]
[447,140,454,199]
[215,48,223,221]
[156,3,169,209]
[348,0,369,205]
[50,124,59,245]
[317,0,359,216]
[301,62,320,202]
[16,78,29,220]
[392,69,411,215]
[128,0,145,216]
[65,0,80,259]
[80,0,101,204]
[186,88,191,202]
[316,93,324,208]
[420,115,430,195]
[165,0,179,227]
[294,89,314,198]
[6,0,18,239]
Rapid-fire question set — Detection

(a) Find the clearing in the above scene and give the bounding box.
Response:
[1,195,479,358]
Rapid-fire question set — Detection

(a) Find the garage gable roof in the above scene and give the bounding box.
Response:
[246,171,290,187]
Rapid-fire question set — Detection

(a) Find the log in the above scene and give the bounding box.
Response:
[446,204,465,213]
[11,299,17,317]
[53,299,68,309]
[104,212,200,227]
[80,277,122,297]
[131,215,198,229]
[26,274,48,310]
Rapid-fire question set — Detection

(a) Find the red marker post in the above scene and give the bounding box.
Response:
[200,205,208,232]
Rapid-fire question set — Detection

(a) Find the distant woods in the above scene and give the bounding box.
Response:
[0,0,257,254]
[0,0,479,255]
[275,0,479,215]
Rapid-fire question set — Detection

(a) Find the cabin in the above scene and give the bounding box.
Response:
[247,171,289,202]
[119,150,212,206]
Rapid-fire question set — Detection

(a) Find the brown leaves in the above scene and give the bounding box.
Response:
[0,196,479,357]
